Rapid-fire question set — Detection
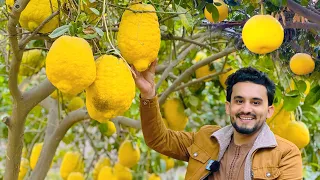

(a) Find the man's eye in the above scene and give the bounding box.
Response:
[236,100,243,103]
[253,101,260,105]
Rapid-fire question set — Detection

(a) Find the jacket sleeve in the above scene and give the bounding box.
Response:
[140,96,195,162]
[278,144,303,180]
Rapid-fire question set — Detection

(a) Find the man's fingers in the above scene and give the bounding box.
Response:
[150,59,157,74]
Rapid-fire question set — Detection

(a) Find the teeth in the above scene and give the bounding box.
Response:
[240,117,253,120]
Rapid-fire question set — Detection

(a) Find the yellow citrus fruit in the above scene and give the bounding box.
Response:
[148,173,161,180]
[67,172,85,180]
[118,140,140,168]
[19,49,45,76]
[218,65,236,89]
[30,142,43,170]
[242,15,284,54]
[117,3,160,71]
[113,163,132,180]
[67,97,85,111]
[289,53,315,75]
[162,98,188,131]
[98,166,116,180]
[19,0,59,33]
[283,121,310,149]
[86,55,135,123]
[18,158,29,180]
[46,35,96,96]
[50,90,75,101]
[194,51,215,81]
[60,151,84,179]
[204,0,228,23]
[105,121,116,136]
[92,157,111,180]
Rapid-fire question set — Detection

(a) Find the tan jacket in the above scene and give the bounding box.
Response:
[140,96,303,180]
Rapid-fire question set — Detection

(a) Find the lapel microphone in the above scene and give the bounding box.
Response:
[206,160,220,172]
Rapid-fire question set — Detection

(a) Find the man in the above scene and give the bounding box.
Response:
[133,61,303,180]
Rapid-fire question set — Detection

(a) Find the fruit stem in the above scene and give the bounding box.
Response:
[260,1,264,15]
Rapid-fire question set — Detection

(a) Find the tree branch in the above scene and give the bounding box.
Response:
[175,68,232,91]
[29,109,89,180]
[111,116,141,129]
[158,46,237,105]
[287,0,320,25]
[23,79,56,113]
[19,10,59,49]
[284,22,320,31]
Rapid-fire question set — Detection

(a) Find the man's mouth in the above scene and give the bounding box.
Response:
[236,114,256,120]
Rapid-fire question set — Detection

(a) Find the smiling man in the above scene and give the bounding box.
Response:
[134,63,303,180]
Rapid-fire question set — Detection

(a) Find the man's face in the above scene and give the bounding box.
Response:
[225,82,274,135]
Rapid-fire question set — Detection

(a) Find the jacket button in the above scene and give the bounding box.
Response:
[193,152,198,157]
[266,172,271,177]
[143,101,148,105]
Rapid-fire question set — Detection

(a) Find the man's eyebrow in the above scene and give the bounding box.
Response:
[252,97,263,101]
[233,96,263,101]
[233,96,243,99]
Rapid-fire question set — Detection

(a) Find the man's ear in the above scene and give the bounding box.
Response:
[225,101,230,115]
[267,105,275,118]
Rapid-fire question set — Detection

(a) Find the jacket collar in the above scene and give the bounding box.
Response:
[211,122,277,161]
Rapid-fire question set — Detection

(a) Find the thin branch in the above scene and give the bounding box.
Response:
[287,0,320,25]
[158,46,237,105]
[284,22,320,31]
[161,33,215,50]
[19,10,59,49]
[111,116,141,129]
[159,14,179,23]
[106,3,188,14]
[23,79,56,113]
[175,68,232,91]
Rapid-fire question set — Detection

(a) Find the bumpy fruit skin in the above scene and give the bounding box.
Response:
[113,163,132,180]
[19,0,59,33]
[86,55,135,123]
[46,35,96,96]
[18,158,29,180]
[98,166,116,180]
[162,98,188,131]
[30,142,43,170]
[92,157,111,180]
[118,140,140,168]
[60,151,84,179]
[67,172,85,180]
[19,49,45,76]
[204,0,228,23]
[117,4,160,71]
[242,15,284,54]
[290,53,315,75]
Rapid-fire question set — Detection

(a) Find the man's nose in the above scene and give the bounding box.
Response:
[241,102,252,113]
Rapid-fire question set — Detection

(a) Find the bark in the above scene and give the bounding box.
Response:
[287,0,320,25]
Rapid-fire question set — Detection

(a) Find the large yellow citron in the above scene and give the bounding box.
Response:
[30,142,43,170]
[86,55,135,123]
[289,53,315,75]
[242,15,284,54]
[113,163,133,180]
[92,157,111,180]
[204,0,228,23]
[118,140,140,168]
[15,0,59,33]
[60,151,84,179]
[117,3,161,71]
[67,172,85,180]
[163,98,188,131]
[283,121,310,149]
[46,35,96,96]
[18,158,29,180]
[19,49,45,76]
[98,166,116,180]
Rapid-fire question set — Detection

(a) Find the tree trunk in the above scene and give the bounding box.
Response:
[4,107,28,180]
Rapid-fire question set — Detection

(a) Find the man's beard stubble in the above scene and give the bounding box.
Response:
[231,113,264,135]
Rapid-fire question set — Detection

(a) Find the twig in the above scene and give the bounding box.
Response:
[19,10,60,49]
[107,3,188,14]
[159,14,179,23]
[159,46,237,105]
[111,116,141,129]
[161,33,216,50]
[284,22,320,31]
[175,68,232,91]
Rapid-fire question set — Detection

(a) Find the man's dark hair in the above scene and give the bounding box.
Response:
[225,67,275,106]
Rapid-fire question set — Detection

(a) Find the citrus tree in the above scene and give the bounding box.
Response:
[0,0,320,179]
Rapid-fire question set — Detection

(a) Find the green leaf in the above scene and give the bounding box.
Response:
[196,0,207,11]
[48,25,70,39]
[283,94,301,111]
[89,7,100,15]
[94,27,104,37]
[206,4,219,22]
[304,85,320,105]
[79,33,98,39]
[177,5,193,32]
[189,95,199,107]
[269,0,282,7]
[285,90,300,96]
[213,2,222,6]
